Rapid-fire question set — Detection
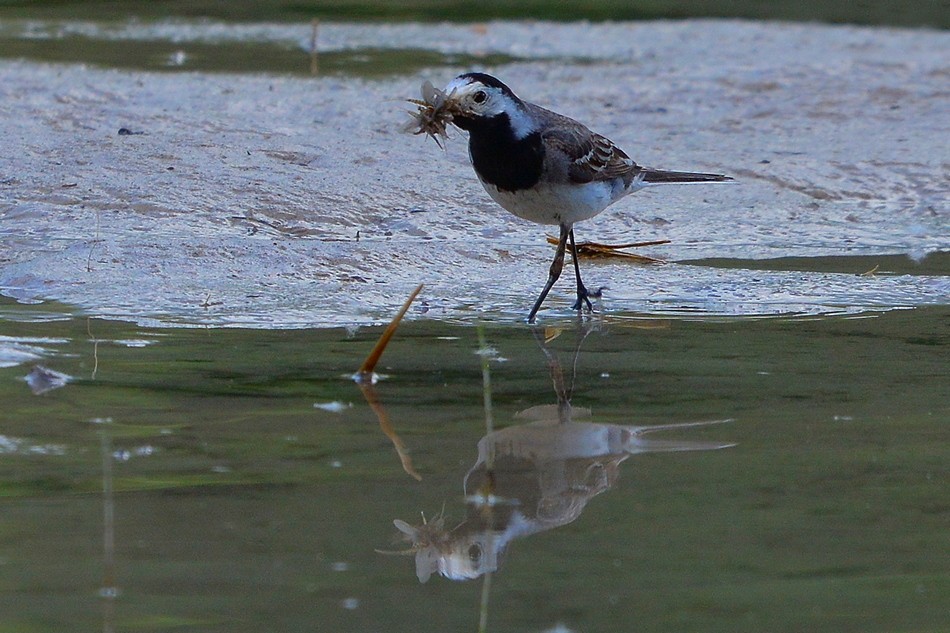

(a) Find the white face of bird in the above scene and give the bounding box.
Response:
[442,76,511,118]
[442,73,536,139]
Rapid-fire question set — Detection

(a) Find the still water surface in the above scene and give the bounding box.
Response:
[1,298,946,632]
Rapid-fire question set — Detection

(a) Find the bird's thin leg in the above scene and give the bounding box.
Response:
[568,229,601,312]
[528,224,569,323]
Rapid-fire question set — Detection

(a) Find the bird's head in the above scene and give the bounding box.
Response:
[406,72,534,145]
[441,73,533,137]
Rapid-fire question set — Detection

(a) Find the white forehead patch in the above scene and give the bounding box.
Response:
[444,75,476,94]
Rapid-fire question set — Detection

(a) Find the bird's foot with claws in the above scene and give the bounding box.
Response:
[572,285,605,312]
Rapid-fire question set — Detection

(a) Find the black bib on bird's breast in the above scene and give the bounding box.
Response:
[464,113,544,193]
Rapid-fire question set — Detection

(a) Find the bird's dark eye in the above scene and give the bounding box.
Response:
[472,90,488,104]
[468,544,482,562]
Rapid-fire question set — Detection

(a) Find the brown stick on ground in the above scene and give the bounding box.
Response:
[309,19,319,75]
[545,236,670,263]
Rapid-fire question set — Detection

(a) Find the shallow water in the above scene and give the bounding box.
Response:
[1,297,948,632]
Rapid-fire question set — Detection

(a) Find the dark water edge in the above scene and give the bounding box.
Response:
[0,34,525,76]
[0,0,947,28]
[1,296,947,632]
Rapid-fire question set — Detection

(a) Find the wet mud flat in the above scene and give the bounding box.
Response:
[0,20,947,327]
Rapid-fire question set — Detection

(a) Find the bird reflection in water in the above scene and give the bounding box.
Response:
[385,324,734,583]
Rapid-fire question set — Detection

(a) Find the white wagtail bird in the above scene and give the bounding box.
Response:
[410,72,732,322]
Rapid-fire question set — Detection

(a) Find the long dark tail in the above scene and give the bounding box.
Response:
[641,168,732,184]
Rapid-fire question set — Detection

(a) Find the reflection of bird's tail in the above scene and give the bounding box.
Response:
[641,168,733,184]
[628,437,737,453]
[624,419,736,453]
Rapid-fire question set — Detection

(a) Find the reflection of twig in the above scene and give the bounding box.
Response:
[476,326,495,468]
[478,569,492,633]
[566,322,595,401]
[358,381,422,481]
[353,283,424,480]
[87,317,100,380]
[476,325,494,632]
[532,321,595,423]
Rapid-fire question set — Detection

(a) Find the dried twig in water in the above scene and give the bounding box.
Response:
[355,283,424,381]
[353,283,425,481]
[546,236,670,263]
[357,379,422,481]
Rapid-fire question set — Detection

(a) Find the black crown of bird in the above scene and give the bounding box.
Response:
[407,72,733,323]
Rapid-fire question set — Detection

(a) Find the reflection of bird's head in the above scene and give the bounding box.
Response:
[390,517,503,582]
[437,532,501,580]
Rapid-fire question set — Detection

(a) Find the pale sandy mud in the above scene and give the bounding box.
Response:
[0,20,947,327]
